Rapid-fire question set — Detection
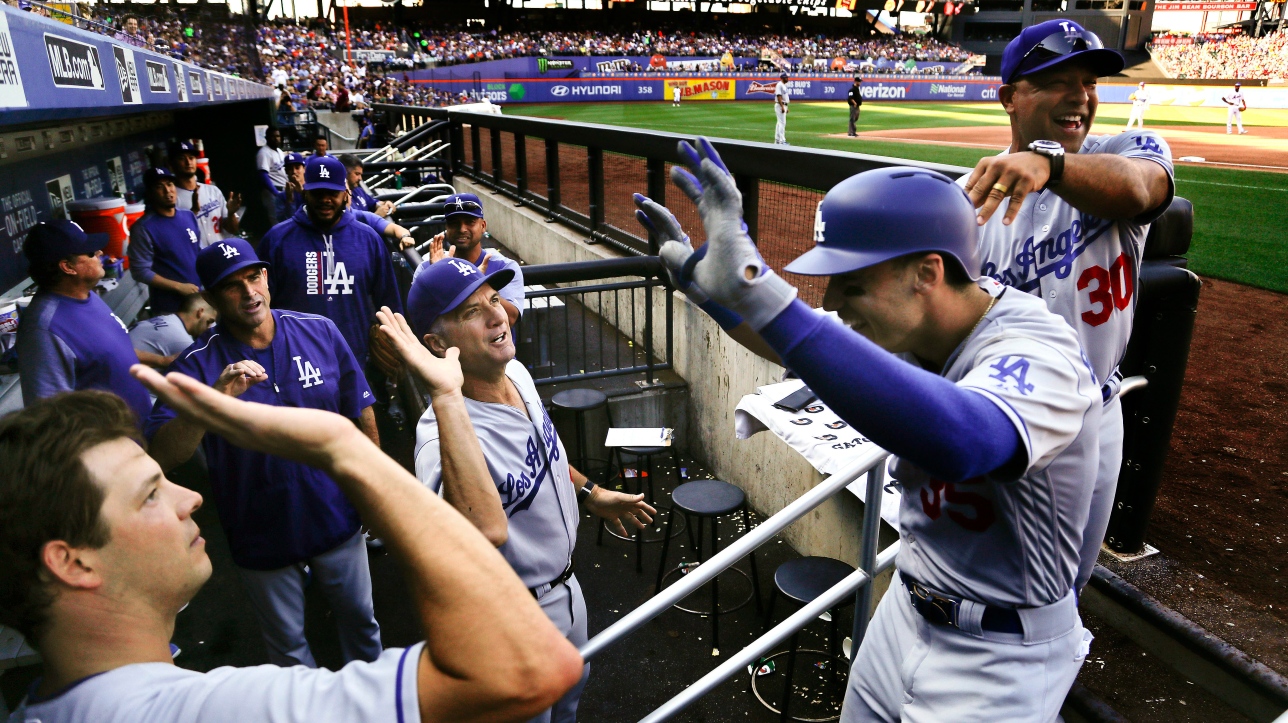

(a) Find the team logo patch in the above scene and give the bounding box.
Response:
[447,259,475,276]
[220,243,239,258]
[989,356,1034,395]
[293,355,324,388]
[318,165,330,179]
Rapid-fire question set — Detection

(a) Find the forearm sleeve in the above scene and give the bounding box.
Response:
[127,227,156,283]
[759,300,1022,482]
[260,170,283,195]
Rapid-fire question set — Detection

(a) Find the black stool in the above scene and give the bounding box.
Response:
[600,445,686,572]
[550,388,611,483]
[755,557,855,722]
[655,479,762,655]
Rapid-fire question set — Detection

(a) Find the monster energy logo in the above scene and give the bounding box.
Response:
[537,58,573,74]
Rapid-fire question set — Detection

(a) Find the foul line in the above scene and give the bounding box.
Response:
[1175,178,1288,192]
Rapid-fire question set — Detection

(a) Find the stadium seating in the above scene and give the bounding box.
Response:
[1149,29,1288,80]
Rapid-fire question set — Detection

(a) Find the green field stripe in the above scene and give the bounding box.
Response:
[1175,178,1288,192]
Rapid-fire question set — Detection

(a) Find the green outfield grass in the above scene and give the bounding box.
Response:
[504,101,1288,293]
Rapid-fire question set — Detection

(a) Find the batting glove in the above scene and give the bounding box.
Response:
[634,193,745,330]
[668,137,797,331]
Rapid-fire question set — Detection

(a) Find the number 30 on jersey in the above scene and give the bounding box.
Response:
[1077,252,1134,327]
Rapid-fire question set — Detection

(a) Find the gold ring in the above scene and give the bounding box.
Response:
[992,182,1010,194]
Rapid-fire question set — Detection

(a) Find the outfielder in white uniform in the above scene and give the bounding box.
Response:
[0,378,584,722]
[1223,82,1247,134]
[673,84,682,106]
[963,20,1175,592]
[635,137,1101,723]
[388,259,655,723]
[1126,81,1148,129]
[774,74,790,145]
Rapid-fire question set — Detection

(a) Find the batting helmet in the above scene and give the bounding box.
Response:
[783,167,979,280]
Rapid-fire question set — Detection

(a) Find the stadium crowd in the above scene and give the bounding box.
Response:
[1149,29,1288,80]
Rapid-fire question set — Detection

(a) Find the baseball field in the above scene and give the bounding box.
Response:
[504,100,1288,294]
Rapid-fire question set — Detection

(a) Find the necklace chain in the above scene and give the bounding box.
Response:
[968,295,999,340]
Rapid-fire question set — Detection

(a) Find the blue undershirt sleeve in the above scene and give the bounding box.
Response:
[18,330,76,403]
[259,170,283,196]
[758,300,1024,482]
[127,225,156,283]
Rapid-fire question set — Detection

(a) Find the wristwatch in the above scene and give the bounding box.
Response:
[577,480,597,504]
[1027,140,1065,190]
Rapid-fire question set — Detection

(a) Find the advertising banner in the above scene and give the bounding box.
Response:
[0,12,27,108]
[665,77,736,100]
[144,59,169,93]
[44,32,104,90]
[1100,82,1288,109]
[1155,1,1256,9]
[111,44,141,104]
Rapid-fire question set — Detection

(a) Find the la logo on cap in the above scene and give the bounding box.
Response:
[318,165,330,178]
[453,197,468,209]
[448,259,474,276]
[221,243,240,258]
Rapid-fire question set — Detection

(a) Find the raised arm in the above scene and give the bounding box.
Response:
[132,364,583,723]
[375,307,509,546]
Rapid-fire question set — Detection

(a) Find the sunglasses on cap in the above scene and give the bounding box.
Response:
[1012,27,1105,81]
[446,200,482,212]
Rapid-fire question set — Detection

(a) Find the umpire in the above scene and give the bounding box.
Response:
[146,239,383,668]
[847,76,863,137]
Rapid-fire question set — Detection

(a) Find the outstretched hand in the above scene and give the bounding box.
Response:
[632,193,709,303]
[131,364,361,470]
[586,488,656,538]
[374,306,464,398]
[667,137,796,329]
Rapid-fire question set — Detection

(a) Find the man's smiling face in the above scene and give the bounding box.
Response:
[1004,61,1099,153]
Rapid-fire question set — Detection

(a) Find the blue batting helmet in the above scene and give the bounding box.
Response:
[783,167,979,280]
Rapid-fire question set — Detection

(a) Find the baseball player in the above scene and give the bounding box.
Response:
[774,73,790,145]
[424,193,525,326]
[636,138,1100,722]
[259,155,404,370]
[128,168,205,316]
[379,260,656,723]
[170,140,242,246]
[0,386,583,722]
[847,76,863,137]
[146,239,383,668]
[1223,82,1247,134]
[129,294,217,405]
[275,151,307,222]
[340,154,393,217]
[962,19,1174,592]
[672,83,682,107]
[1126,81,1148,129]
[256,127,288,226]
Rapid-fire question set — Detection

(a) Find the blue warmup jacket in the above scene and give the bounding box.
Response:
[259,206,404,367]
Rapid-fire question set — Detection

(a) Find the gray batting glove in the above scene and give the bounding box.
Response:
[669,137,797,330]
[632,193,710,305]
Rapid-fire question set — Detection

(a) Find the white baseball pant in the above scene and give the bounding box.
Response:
[775,107,788,144]
[1076,393,1123,591]
[1126,104,1146,129]
[236,531,382,668]
[1227,107,1244,133]
[841,571,1091,723]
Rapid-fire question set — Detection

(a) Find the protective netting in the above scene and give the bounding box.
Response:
[756,180,827,309]
[601,152,649,241]
[557,143,590,218]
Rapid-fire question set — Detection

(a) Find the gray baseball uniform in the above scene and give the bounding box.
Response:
[175,182,233,248]
[7,642,424,722]
[843,279,1101,722]
[414,359,587,723]
[129,313,195,358]
[964,129,1174,591]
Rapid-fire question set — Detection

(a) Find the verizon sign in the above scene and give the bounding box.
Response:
[1155,1,1256,9]
[44,33,105,90]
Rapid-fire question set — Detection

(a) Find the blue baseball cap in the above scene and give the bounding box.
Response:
[24,220,109,266]
[1000,20,1123,85]
[407,257,515,335]
[168,140,198,158]
[196,238,271,289]
[303,155,348,192]
[143,167,177,187]
[442,193,484,219]
[284,151,306,166]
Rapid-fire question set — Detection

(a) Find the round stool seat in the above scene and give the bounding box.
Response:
[671,480,745,517]
[774,557,856,606]
[551,388,608,412]
[621,445,668,456]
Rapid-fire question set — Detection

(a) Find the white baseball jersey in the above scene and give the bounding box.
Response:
[891,279,1101,608]
[672,86,681,102]
[175,182,232,247]
[1223,90,1245,108]
[256,145,287,190]
[415,359,578,589]
[774,81,789,111]
[963,129,1174,391]
[6,643,424,723]
[1132,88,1149,106]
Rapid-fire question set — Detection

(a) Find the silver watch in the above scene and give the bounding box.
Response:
[1026,140,1065,189]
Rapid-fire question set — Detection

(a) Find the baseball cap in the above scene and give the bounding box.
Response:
[143,167,177,187]
[303,155,348,192]
[1000,20,1123,85]
[168,140,198,158]
[780,72,789,80]
[442,193,484,220]
[406,257,515,335]
[196,238,271,289]
[23,220,109,266]
[284,151,306,166]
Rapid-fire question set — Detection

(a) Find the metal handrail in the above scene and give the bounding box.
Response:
[642,543,900,723]
[580,445,891,660]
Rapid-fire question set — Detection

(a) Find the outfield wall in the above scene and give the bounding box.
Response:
[1099,82,1288,108]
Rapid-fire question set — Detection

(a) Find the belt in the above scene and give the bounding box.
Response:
[529,557,575,600]
[902,575,1023,635]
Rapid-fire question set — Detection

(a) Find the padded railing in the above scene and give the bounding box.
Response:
[578,445,897,722]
